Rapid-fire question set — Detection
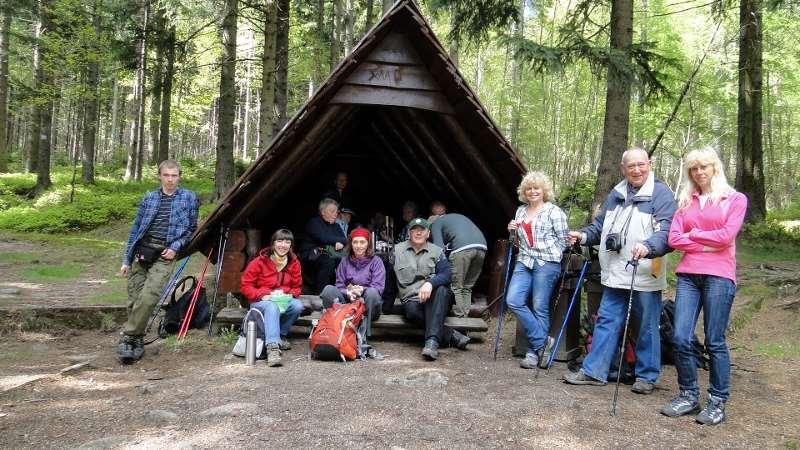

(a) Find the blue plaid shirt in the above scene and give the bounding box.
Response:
[512,203,568,267]
[123,187,199,265]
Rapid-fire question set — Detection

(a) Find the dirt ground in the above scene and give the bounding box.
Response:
[1,301,798,449]
[1,232,799,449]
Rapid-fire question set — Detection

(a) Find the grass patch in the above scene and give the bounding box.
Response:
[730,296,764,335]
[754,342,800,359]
[21,263,82,281]
[216,327,239,347]
[84,290,127,306]
[0,251,41,264]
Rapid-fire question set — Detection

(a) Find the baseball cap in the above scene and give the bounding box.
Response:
[408,217,430,230]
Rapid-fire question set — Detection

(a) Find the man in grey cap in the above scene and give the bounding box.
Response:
[392,217,470,360]
[429,208,487,318]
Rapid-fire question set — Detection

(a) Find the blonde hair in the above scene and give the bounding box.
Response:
[677,147,734,209]
[517,171,555,204]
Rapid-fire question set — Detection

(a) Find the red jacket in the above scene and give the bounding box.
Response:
[240,248,303,303]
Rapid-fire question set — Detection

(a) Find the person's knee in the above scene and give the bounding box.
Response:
[288,299,304,315]
[320,285,340,307]
[671,329,695,352]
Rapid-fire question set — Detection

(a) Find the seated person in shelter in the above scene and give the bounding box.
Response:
[396,201,418,243]
[240,229,305,367]
[323,171,351,209]
[336,207,355,237]
[392,217,470,361]
[300,198,347,293]
[319,227,385,325]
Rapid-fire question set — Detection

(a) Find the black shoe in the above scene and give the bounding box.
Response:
[116,335,135,364]
[421,338,439,361]
[450,330,470,350]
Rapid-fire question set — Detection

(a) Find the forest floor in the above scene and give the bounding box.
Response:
[0,229,799,449]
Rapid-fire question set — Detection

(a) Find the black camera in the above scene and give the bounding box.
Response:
[605,233,622,252]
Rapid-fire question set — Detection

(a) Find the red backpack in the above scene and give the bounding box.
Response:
[309,301,366,361]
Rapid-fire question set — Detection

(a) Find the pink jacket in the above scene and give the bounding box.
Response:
[668,191,747,283]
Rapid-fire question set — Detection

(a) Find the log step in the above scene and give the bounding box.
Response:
[214,307,488,333]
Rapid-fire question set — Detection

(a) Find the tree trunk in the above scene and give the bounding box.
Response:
[149,9,165,166]
[259,0,276,156]
[35,0,54,194]
[590,0,633,216]
[132,1,149,181]
[735,0,765,222]
[214,0,238,200]
[27,2,42,174]
[158,24,175,163]
[125,1,148,181]
[0,7,10,172]
[364,0,375,33]
[81,1,102,183]
[344,0,354,54]
[273,0,289,133]
[331,0,342,69]
[382,0,392,16]
[314,0,324,87]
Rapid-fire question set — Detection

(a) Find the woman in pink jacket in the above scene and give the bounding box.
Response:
[662,147,747,425]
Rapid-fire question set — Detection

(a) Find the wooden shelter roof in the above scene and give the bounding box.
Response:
[185,0,527,255]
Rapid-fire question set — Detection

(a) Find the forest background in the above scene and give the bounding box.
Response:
[0,0,799,236]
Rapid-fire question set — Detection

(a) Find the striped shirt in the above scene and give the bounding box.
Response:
[142,191,174,246]
[512,203,568,267]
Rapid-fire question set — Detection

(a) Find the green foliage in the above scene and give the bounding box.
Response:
[741,220,800,247]
[0,165,213,233]
[216,327,239,347]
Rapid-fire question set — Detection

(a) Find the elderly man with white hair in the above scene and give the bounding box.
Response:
[563,148,677,395]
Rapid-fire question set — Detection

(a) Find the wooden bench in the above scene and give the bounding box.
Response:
[212,294,489,335]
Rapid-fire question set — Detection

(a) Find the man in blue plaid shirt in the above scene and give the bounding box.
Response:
[117,160,199,363]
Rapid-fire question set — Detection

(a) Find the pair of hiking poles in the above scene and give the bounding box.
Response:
[491,234,639,415]
[142,224,230,343]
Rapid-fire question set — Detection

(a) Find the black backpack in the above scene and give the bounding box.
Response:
[660,299,709,369]
[160,276,210,336]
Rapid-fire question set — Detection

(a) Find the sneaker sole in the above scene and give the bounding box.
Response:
[695,415,725,425]
[563,376,606,386]
[631,388,655,395]
[422,351,438,361]
[661,405,701,417]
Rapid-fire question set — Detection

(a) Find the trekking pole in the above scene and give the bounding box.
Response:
[492,233,516,361]
[177,250,213,339]
[545,250,590,370]
[610,259,639,416]
[143,257,190,345]
[207,225,229,336]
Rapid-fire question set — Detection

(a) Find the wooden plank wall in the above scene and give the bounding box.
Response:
[331,33,454,115]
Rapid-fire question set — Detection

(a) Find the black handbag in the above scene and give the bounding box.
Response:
[136,242,164,264]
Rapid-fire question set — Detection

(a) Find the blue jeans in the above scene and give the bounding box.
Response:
[582,287,662,383]
[506,260,561,353]
[249,299,304,344]
[673,274,735,401]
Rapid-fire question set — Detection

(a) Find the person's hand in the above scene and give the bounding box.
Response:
[261,294,271,301]
[161,248,176,260]
[566,231,583,246]
[352,285,364,296]
[703,245,724,253]
[418,282,433,303]
[631,242,650,260]
[334,242,344,251]
[507,219,520,231]
[119,265,129,277]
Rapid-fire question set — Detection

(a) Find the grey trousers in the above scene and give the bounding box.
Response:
[449,249,486,318]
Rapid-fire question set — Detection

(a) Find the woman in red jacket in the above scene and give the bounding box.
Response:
[240,229,304,367]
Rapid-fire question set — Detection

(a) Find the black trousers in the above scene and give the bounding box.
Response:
[304,253,339,294]
[403,286,455,345]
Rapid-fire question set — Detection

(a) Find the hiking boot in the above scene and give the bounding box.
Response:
[266,343,282,367]
[116,334,135,364]
[520,352,539,369]
[450,330,470,350]
[538,336,555,369]
[421,338,439,361]
[279,337,292,351]
[695,395,726,425]
[661,391,700,417]
[631,379,655,394]
[563,370,606,386]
